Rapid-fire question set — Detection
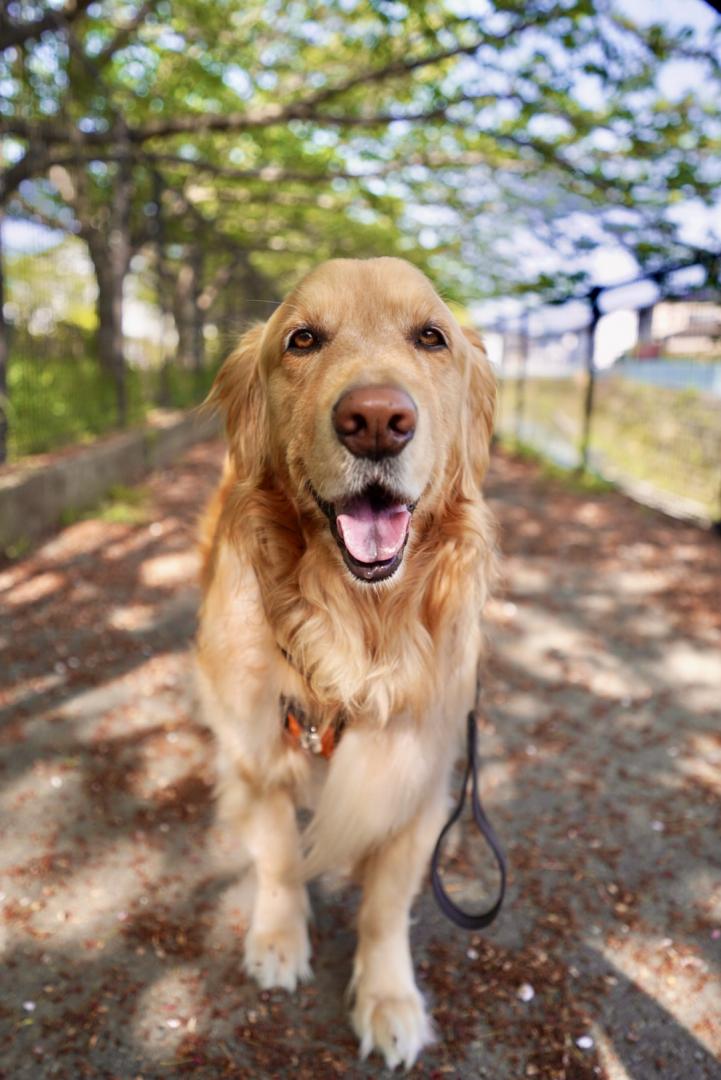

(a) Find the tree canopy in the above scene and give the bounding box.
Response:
[1,0,720,447]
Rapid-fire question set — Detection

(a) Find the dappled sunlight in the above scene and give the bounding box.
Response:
[602,566,677,596]
[655,641,721,691]
[140,550,200,589]
[0,669,66,713]
[131,965,209,1063]
[102,521,184,562]
[596,937,720,1061]
[493,558,549,597]
[15,842,163,949]
[41,519,121,562]
[107,602,157,632]
[2,442,720,1075]
[492,602,653,700]
[4,570,65,607]
[573,501,607,526]
[594,1030,635,1080]
[682,733,721,796]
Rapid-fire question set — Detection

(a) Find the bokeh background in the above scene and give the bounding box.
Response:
[1,0,720,521]
[1,4,721,1080]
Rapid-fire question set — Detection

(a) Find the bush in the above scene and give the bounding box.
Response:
[5,345,219,461]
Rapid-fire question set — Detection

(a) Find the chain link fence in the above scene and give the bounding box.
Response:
[492,290,721,525]
[4,218,721,527]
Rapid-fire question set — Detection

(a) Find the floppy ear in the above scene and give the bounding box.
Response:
[459,325,496,492]
[207,323,267,483]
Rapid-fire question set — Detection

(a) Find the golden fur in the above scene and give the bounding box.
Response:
[196,257,496,1068]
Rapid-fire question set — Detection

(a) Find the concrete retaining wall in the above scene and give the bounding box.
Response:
[0,408,221,551]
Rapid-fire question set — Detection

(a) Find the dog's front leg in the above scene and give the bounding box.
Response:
[218,770,311,991]
[350,788,447,1070]
[242,782,312,991]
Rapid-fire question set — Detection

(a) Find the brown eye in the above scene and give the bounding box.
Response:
[288,328,319,352]
[416,325,446,350]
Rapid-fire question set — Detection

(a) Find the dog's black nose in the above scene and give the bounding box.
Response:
[333,385,417,458]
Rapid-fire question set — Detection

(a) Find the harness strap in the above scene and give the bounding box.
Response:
[430,710,507,931]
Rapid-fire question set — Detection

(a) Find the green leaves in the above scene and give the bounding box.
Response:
[2,0,720,307]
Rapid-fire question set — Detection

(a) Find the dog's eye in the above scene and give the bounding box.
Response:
[416,326,447,350]
[287,328,319,352]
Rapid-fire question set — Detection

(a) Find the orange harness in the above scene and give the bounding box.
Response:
[283,700,339,760]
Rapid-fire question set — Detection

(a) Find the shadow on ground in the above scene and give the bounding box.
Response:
[1,442,719,1078]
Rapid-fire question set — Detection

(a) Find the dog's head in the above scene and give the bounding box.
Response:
[212,257,495,584]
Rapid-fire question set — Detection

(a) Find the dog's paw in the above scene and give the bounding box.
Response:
[351,985,434,1071]
[243,920,312,992]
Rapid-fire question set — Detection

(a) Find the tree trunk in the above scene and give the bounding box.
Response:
[84,151,132,428]
[173,246,205,376]
[0,213,8,464]
[89,243,128,426]
[191,245,205,380]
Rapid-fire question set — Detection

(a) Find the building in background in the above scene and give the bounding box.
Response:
[635,295,721,359]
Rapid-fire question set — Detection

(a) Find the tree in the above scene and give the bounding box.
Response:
[1,0,720,462]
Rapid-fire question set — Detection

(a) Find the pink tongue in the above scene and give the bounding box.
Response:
[336,499,410,564]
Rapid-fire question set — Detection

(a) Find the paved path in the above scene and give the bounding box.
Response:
[1,442,719,1079]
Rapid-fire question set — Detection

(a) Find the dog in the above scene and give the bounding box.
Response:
[196,257,496,1069]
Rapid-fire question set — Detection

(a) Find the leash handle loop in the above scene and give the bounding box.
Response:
[430,711,507,931]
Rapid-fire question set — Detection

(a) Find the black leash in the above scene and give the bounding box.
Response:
[280,640,506,928]
[430,709,507,930]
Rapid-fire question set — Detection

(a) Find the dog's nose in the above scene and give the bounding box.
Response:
[333,385,417,458]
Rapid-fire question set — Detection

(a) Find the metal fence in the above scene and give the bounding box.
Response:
[4,219,721,527]
[492,290,721,526]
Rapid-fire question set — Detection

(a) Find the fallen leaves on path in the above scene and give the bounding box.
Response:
[1,442,719,1079]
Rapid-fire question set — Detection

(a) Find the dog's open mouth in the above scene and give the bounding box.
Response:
[313,483,413,583]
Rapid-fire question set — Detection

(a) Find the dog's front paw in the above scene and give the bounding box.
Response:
[244,918,312,992]
[351,984,433,1071]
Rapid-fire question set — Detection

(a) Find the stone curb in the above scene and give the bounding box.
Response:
[0,408,221,551]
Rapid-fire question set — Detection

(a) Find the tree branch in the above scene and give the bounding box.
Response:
[0,0,93,51]
[0,87,514,146]
[94,0,157,67]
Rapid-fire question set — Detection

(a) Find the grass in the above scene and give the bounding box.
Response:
[60,484,151,528]
[497,436,617,495]
[5,350,218,461]
[497,375,721,519]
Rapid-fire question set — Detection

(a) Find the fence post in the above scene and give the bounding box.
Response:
[514,308,529,443]
[579,287,602,472]
[0,212,7,465]
[493,320,505,441]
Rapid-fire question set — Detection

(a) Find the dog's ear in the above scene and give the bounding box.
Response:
[207,323,267,482]
[459,325,496,492]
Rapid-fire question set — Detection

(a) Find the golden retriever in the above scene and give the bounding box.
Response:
[196,257,496,1069]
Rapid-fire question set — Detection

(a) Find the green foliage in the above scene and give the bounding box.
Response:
[60,484,150,527]
[4,0,720,302]
[5,238,98,331]
[2,0,721,464]
[498,436,616,495]
[6,349,212,460]
[7,351,135,458]
[497,375,721,517]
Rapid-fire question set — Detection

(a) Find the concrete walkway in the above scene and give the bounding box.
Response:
[1,441,719,1079]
